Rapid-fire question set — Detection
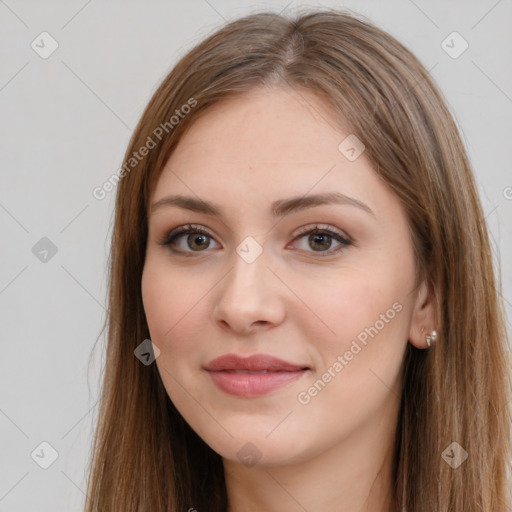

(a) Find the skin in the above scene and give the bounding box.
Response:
[141,85,436,512]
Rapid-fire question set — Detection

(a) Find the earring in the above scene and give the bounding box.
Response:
[426,330,437,347]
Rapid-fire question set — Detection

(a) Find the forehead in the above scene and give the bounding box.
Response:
[152,86,393,221]
[167,87,346,173]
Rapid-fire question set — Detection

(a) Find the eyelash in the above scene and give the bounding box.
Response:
[158,223,353,258]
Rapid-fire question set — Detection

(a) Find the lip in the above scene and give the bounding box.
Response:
[204,353,308,372]
[204,353,309,397]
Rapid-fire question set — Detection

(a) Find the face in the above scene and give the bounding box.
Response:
[141,86,427,468]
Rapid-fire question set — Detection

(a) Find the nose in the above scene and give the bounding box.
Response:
[212,249,286,335]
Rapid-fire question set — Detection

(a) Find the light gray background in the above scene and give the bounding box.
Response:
[1,1,511,510]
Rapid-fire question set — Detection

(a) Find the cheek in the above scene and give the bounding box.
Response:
[142,264,191,374]
[141,263,207,407]
[141,261,217,374]
[142,262,197,341]
[289,270,411,419]
[290,275,408,433]
[293,270,408,354]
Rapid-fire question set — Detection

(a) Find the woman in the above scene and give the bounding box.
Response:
[84,9,512,512]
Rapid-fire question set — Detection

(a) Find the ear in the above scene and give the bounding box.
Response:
[408,280,437,349]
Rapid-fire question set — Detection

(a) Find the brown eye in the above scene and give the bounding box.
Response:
[308,232,333,251]
[186,233,211,251]
[292,224,352,257]
[159,224,221,254]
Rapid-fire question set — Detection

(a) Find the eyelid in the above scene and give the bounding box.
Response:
[291,223,352,243]
[157,223,220,253]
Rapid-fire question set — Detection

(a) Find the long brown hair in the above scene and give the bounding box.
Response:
[84,9,512,511]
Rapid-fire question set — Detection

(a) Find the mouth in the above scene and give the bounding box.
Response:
[203,353,310,397]
[219,369,297,374]
[203,353,309,372]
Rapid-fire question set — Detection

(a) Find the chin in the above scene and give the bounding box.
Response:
[201,425,314,469]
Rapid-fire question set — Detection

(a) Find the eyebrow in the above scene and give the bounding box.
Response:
[150,192,375,218]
